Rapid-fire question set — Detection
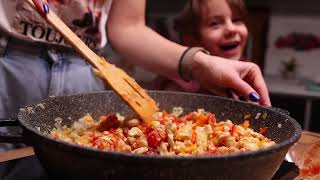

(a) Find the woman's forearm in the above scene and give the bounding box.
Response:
[107,0,187,79]
[107,0,271,106]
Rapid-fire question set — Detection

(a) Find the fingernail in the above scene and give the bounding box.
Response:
[249,92,260,102]
[239,96,246,101]
[43,3,49,14]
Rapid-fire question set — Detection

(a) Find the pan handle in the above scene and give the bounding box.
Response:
[0,118,24,143]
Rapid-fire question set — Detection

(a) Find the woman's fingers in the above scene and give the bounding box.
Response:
[32,0,49,16]
[192,54,271,106]
[241,63,271,106]
[229,62,271,106]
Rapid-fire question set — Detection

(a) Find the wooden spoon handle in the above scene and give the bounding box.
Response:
[25,0,159,122]
[26,0,110,71]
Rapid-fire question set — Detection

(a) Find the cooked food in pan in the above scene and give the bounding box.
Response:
[49,108,275,155]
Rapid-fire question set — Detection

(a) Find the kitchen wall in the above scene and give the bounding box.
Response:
[244,0,320,132]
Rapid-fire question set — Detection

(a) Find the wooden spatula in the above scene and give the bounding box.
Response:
[26,0,158,122]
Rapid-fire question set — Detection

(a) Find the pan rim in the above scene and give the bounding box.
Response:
[18,90,302,161]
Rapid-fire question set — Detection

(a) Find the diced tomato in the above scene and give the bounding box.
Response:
[147,129,166,148]
[90,134,100,145]
[144,149,158,155]
[212,131,219,137]
[97,114,120,132]
[136,124,145,132]
[185,112,196,121]
[92,138,100,147]
[145,124,154,134]
[172,116,183,124]
[109,128,117,134]
[158,130,167,139]
[259,127,268,135]
[91,139,97,146]
[159,118,166,125]
[206,149,218,155]
[91,135,98,141]
[97,143,105,150]
[122,128,129,136]
[147,131,162,148]
[191,131,197,144]
[207,113,217,125]
[229,125,236,136]
[137,123,153,134]
[162,111,168,118]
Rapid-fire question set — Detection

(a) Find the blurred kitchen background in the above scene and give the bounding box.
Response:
[100,0,320,132]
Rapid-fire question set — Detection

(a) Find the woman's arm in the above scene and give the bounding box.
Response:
[32,0,270,106]
[107,0,187,79]
[107,0,270,106]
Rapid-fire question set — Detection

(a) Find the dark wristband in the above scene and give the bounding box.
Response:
[178,47,210,81]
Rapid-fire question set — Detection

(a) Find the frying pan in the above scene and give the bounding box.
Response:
[0,91,301,180]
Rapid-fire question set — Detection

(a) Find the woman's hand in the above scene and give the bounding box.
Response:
[192,52,271,106]
[32,0,49,16]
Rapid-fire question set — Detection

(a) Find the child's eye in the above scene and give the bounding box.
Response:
[209,19,223,27]
[210,21,219,27]
[232,18,244,25]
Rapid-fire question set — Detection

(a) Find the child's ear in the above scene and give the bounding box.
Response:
[181,34,201,47]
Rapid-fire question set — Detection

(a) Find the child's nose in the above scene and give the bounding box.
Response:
[224,20,236,36]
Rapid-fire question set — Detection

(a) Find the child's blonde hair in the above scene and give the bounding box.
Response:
[174,0,247,42]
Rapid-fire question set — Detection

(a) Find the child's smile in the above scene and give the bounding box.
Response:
[219,41,242,59]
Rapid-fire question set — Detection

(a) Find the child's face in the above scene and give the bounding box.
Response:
[198,0,248,60]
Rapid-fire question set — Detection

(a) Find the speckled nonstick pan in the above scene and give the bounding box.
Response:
[0,91,301,180]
